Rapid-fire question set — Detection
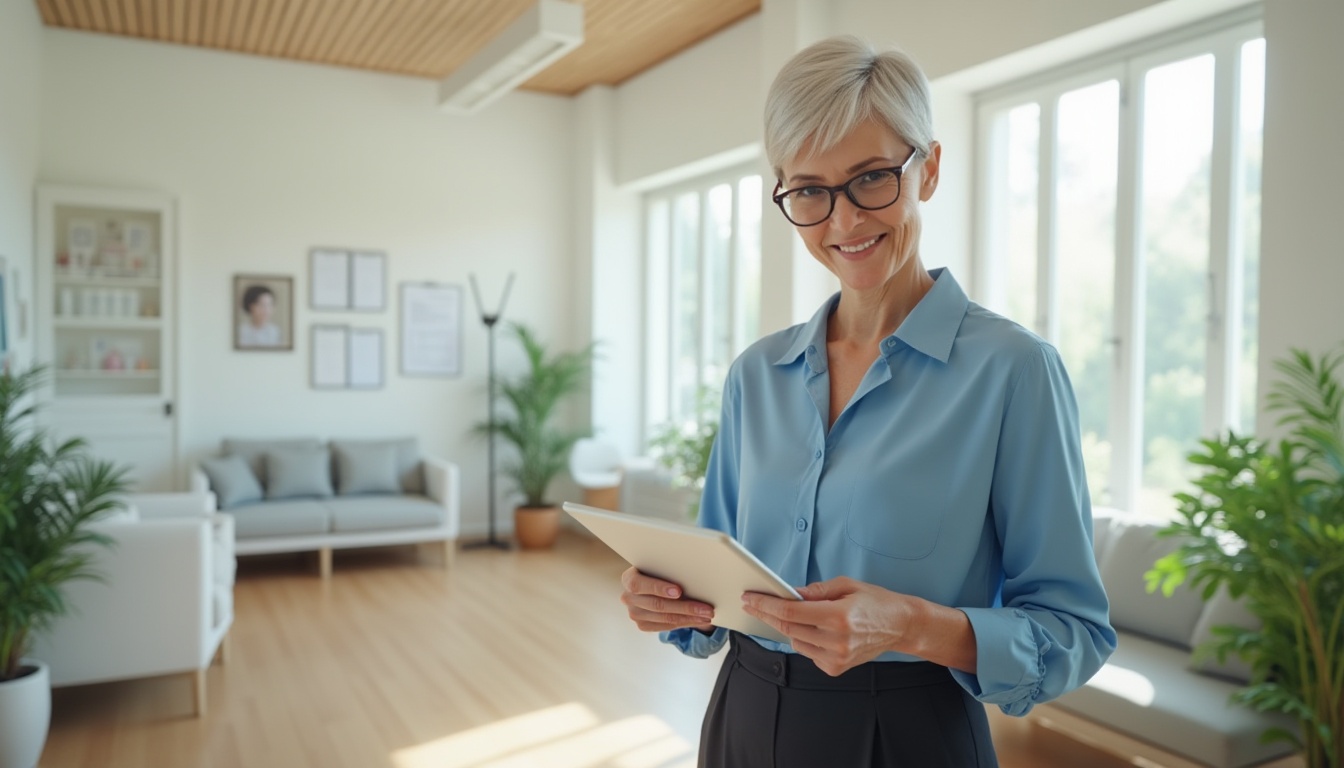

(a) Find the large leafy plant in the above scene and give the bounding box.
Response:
[0,366,128,681]
[1148,348,1344,768]
[477,324,594,508]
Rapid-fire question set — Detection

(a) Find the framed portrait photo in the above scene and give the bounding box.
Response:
[233,275,294,351]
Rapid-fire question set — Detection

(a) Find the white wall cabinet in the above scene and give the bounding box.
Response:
[35,185,177,491]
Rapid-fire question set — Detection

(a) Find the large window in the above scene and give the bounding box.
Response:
[977,16,1264,517]
[644,166,763,433]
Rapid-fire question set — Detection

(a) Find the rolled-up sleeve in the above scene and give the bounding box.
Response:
[950,342,1117,715]
[660,373,742,659]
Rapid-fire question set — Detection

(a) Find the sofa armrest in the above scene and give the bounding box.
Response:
[422,455,461,539]
[190,466,211,495]
[125,491,218,519]
[30,517,221,686]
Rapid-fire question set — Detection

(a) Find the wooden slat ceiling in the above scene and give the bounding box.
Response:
[34,0,760,96]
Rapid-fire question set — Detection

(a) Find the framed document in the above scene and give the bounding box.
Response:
[311,325,349,388]
[351,251,386,311]
[348,328,383,389]
[400,282,462,377]
[310,249,351,310]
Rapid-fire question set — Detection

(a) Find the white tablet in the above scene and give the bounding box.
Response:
[563,502,802,643]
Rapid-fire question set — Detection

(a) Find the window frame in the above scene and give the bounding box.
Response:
[973,9,1264,514]
[643,162,763,437]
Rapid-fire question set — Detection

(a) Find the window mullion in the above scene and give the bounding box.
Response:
[1111,66,1146,514]
[729,183,741,357]
[1038,97,1060,344]
[697,190,710,406]
[1206,36,1243,436]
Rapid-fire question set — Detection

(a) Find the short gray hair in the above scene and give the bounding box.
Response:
[764,35,934,180]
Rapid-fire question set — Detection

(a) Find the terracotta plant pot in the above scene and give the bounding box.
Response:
[514,505,561,549]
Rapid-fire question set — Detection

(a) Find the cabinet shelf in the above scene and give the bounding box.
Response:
[56,369,160,379]
[54,274,161,288]
[54,317,162,330]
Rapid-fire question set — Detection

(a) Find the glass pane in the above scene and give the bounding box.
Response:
[1140,54,1215,517]
[644,199,671,429]
[992,104,1040,329]
[1055,80,1119,506]
[1236,39,1265,434]
[736,175,762,353]
[703,184,734,399]
[671,191,701,423]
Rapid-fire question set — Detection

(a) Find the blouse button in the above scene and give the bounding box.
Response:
[814,449,822,459]
[795,518,808,532]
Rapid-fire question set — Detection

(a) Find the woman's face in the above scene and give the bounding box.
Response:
[780,119,940,295]
[249,293,274,325]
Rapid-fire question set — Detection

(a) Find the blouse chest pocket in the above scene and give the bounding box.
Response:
[845,489,947,560]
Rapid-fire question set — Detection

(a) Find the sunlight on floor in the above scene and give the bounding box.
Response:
[1088,664,1156,706]
[390,702,696,768]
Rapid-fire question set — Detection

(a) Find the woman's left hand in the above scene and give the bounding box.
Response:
[741,577,919,676]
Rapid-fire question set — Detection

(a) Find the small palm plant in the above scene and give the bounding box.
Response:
[1148,348,1344,768]
[649,386,720,519]
[0,366,129,682]
[478,324,595,507]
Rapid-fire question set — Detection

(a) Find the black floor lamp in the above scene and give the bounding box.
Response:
[464,273,514,551]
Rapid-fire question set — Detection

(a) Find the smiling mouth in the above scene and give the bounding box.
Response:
[834,235,882,254]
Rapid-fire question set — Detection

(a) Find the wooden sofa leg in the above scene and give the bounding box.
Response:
[443,539,456,569]
[192,668,207,717]
[318,547,332,579]
[213,632,231,665]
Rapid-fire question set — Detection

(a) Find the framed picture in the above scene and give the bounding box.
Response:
[310,325,384,390]
[233,275,294,351]
[311,325,349,388]
[400,282,463,377]
[309,247,387,311]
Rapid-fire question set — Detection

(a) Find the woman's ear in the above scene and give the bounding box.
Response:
[918,141,942,202]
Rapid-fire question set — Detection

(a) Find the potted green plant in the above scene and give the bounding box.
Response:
[1147,347,1344,768]
[648,388,720,520]
[477,324,594,549]
[0,366,128,768]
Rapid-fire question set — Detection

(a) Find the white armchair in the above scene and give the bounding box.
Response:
[27,491,234,717]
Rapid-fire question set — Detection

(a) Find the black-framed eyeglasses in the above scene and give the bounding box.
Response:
[772,148,920,227]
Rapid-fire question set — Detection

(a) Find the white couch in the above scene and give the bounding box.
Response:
[28,492,233,717]
[191,437,460,578]
[1030,508,1302,768]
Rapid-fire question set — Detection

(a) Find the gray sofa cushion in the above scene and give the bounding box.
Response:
[265,448,335,500]
[331,441,401,496]
[228,500,332,538]
[325,495,447,533]
[223,437,321,487]
[330,437,424,495]
[1099,520,1206,647]
[199,454,263,510]
[1188,586,1260,683]
[1051,632,1295,768]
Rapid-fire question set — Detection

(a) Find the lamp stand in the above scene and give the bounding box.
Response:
[464,273,514,551]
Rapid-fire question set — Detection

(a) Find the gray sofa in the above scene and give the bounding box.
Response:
[1031,508,1301,768]
[191,437,460,578]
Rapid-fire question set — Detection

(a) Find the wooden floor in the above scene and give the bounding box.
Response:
[39,532,1136,768]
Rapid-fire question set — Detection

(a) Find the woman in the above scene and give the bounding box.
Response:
[619,35,1115,767]
[238,284,281,348]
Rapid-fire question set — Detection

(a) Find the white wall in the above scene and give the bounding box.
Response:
[614,15,763,187]
[39,30,576,536]
[0,1,43,370]
[1256,0,1344,434]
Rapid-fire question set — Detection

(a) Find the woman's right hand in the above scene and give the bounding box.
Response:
[620,566,716,633]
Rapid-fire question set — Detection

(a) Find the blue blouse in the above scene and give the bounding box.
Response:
[661,268,1115,716]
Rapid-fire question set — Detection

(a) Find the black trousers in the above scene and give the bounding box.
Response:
[699,633,999,768]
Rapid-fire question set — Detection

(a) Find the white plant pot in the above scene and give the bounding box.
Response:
[0,659,51,768]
